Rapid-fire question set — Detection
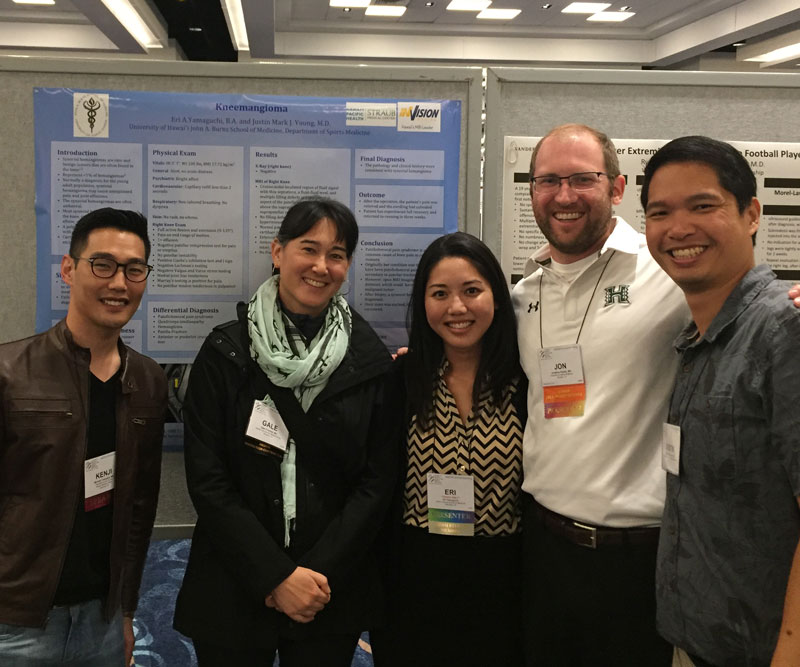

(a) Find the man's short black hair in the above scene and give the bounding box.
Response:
[69,208,151,260]
[641,136,757,214]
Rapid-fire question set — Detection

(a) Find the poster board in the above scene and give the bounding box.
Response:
[34,88,462,358]
[0,58,481,345]
[500,135,800,284]
[484,67,800,280]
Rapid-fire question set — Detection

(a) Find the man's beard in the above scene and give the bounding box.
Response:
[534,200,614,258]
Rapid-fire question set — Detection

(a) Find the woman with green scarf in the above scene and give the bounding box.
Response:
[174,198,398,666]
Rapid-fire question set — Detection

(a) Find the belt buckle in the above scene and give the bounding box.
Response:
[572,522,597,549]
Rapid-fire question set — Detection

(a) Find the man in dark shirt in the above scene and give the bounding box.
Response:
[642,136,800,666]
[0,208,167,666]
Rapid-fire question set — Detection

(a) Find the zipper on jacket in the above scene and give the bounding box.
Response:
[45,377,89,621]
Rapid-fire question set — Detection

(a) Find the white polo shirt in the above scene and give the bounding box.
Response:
[512,218,689,527]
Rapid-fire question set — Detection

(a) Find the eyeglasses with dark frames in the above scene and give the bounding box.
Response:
[530,171,609,193]
[72,256,153,283]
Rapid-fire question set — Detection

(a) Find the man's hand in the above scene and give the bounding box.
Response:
[123,615,135,666]
[266,566,331,623]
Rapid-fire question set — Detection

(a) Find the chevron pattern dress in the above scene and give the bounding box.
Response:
[371,364,525,666]
[402,364,523,536]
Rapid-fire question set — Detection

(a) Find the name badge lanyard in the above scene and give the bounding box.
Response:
[538,250,615,350]
[537,251,614,418]
[427,380,477,536]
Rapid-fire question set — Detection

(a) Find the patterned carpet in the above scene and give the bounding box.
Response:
[133,539,374,666]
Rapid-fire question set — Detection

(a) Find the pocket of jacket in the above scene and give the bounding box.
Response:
[7,398,74,428]
[2,399,77,494]
[129,406,166,445]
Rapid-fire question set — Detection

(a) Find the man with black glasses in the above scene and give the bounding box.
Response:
[511,124,688,666]
[0,208,166,666]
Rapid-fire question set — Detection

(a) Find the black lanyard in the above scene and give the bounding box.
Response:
[538,250,616,349]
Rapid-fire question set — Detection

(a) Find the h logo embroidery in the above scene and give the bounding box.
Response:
[604,285,630,306]
[528,301,539,313]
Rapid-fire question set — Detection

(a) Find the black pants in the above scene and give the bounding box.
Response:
[193,632,361,667]
[372,525,523,667]
[522,493,672,667]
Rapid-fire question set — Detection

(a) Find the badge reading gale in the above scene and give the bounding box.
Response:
[427,473,475,537]
[538,345,586,418]
[245,400,290,458]
[84,451,115,511]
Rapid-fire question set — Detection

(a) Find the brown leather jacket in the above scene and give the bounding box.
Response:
[0,320,167,627]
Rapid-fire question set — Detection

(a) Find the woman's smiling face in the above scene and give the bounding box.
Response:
[424,256,495,359]
[271,217,351,316]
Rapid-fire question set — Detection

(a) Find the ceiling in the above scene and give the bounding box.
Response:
[1,0,800,70]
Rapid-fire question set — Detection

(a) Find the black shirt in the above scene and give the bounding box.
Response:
[53,371,117,605]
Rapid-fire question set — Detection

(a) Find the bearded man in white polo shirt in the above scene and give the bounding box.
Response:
[511,124,688,666]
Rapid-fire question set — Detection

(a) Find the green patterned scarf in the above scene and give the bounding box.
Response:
[247,275,352,545]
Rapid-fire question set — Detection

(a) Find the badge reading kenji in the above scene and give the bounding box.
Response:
[245,400,289,458]
[84,452,115,511]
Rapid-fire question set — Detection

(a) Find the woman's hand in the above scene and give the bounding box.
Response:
[266,566,331,623]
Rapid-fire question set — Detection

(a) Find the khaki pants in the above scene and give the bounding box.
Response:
[673,647,698,667]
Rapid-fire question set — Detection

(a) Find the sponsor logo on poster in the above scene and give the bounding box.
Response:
[397,102,441,133]
[73,93,109,138]
[346,102,397,126]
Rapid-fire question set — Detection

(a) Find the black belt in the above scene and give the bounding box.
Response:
[530,498,659,549]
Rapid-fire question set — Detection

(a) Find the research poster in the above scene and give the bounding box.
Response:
[501,136,800,285]
[34,89,462,361]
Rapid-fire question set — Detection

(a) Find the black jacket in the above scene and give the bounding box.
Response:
[173,304,398,646]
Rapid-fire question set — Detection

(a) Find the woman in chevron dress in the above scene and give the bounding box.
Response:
[373,232,526,667]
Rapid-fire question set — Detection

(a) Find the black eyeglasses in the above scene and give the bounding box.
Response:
[72,256,153,282]
[530,171,608,193]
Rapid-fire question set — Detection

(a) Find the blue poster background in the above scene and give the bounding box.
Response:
[34,88,461,361]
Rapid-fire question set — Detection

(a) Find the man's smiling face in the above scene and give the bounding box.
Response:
[530,130,625,264]
[61,227,148,337]
[644,161,759,296]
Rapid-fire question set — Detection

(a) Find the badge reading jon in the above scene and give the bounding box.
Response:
[538,345,586,418]
[427,473,475,537]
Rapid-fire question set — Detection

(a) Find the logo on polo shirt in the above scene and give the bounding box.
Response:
[603,284,630,306]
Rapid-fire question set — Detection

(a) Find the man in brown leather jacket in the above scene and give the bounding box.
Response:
[0,208,167,666]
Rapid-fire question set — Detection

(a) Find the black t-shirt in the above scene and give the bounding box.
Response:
[52,371,117,605]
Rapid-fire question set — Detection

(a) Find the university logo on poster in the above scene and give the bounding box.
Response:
[73,93,109,138]
[397,102,441,133]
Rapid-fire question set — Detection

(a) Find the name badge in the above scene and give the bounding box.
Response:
[427,472,475,537]
[538,344,586,418]
[662,423,681,476]
[84,451,115,511]
[245,400,289,458]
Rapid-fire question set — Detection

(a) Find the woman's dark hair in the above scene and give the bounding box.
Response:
[405,232,520,427]
[275,197,359,257]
